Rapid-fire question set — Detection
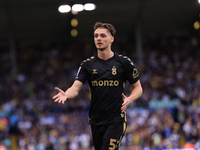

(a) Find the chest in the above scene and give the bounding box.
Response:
[87,60,124,80]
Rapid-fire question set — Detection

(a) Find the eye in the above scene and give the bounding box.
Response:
[94,34,98,38]
[101,34,106,37]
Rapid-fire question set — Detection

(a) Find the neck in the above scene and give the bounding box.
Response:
[97,49,114,60]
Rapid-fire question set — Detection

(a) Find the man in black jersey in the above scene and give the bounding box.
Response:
[53,22,143,150]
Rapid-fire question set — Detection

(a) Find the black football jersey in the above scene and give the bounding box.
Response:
[75,52,140,125]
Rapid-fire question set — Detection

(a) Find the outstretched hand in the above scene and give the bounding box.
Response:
[52,87,68,104]
[121,93,131,112]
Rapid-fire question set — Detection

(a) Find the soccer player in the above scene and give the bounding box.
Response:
[52,22,143,150]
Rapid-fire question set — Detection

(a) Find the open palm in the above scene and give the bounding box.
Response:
[52,87,68,104]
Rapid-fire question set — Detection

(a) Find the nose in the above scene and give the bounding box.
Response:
[96,36,101,40]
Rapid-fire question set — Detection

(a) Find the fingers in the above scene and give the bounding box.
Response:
[52,94,58,100]
[122,93,126,99]
[121,106,126,112]
[121,103,128,112]
[121,93,127,112]
[52,87,63,99]
[54,97,65,104]
[52,87,66,104]
[55,87,63,92]
[54,98,60,102]
[121,102,126,112]
[122,93,126,106]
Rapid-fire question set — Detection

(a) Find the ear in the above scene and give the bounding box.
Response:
[111,36,114,43]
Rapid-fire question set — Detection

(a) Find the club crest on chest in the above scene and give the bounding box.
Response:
[112,66,117,75]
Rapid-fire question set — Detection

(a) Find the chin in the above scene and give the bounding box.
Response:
[97,46,107,51]
[98,48,106,51]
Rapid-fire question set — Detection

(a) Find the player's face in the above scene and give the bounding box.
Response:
[94,28,114,51]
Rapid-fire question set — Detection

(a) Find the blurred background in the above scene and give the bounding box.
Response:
[0,0,200,150]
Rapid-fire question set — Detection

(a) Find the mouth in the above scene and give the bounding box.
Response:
[97,43,102,45]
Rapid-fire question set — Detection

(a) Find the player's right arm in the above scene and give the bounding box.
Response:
[52,80,83,104]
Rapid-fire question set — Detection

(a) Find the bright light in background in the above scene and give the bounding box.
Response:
[71,10,78,15]
[58,3,96,13]
[72,4,84,12]
[58,3,96,37]
[71,29,78,37]
[198,0,200,3]
[58,5,71,13]
[71,18,78,27]
[194,21,200,29]
[84,3,96,11]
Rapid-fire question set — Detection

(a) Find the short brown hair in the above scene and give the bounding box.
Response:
[93,22,116,36]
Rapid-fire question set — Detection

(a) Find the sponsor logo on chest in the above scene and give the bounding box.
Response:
[91,66,119,86]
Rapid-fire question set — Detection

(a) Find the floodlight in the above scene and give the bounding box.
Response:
[72,4,84,12]
[84,3,96,11]
[58,5,71,13]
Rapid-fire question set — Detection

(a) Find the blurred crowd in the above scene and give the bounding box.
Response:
[0,33,200,150]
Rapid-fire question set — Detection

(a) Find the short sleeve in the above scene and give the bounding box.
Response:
[124,58,140,84]
[75,61,88,84]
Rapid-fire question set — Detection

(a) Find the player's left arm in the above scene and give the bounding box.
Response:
[121,80,143,112]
